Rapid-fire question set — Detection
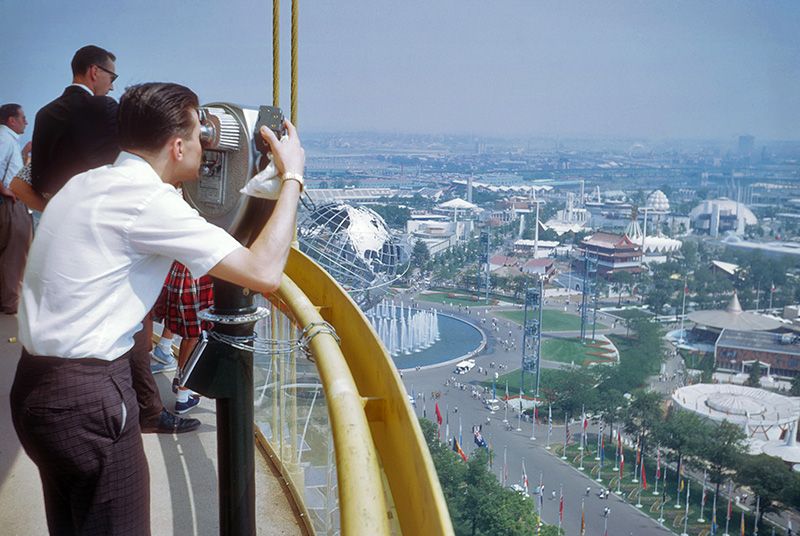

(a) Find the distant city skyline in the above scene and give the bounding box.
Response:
[2,1,799,141]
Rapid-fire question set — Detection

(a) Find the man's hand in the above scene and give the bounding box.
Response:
[0,184,17,203]
[259,120,305,176]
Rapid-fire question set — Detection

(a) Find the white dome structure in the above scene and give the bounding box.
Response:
[646,190,670,213]
[672,384,800,448]
[689,198,757,236]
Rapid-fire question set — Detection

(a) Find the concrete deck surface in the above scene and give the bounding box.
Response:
[0,313,305,535]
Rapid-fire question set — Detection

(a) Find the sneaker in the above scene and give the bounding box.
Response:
[152,345,174,365]
[175,395,201,414]
[151,356,178,374]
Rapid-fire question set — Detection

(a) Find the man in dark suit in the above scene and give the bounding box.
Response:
[29,45,200,434]
[31,45,119,197]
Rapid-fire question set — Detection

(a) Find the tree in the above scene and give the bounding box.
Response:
[737,454,800,526]
[622,390,663,452]
[412,239,431,270]
[791,374,800,396]
[744,360,762,387]
[693,420,747,509]
[418,419,549,536]
[653,409,705,496]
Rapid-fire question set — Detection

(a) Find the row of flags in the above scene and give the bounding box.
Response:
[436,405,770,536]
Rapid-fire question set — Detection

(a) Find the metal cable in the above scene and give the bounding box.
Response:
[291,0,299,125]
[273,0,280,107]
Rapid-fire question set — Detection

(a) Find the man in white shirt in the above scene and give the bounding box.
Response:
[0,103,32,314]
[10,82,305,535]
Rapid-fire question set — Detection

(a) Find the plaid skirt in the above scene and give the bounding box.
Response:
[151,261,213,338]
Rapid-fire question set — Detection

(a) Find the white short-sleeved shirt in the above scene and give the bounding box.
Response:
[0,124,23,188]
[18,152,243,360]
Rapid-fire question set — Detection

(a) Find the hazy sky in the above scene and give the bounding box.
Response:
[2,0,799,140]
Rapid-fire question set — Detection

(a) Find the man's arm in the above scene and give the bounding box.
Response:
[10,177,46,211]
[208,121,305,294]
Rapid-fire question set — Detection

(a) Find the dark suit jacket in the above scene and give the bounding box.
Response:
[30,85,120,196]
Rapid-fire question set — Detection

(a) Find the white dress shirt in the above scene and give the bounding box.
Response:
[19,152,243,360]
[0,124,23,188]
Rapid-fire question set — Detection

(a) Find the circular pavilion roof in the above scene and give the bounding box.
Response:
[672,384,800,428]
[687,292,783,331]
[647,190,670,212]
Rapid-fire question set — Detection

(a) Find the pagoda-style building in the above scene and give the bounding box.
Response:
[576,232,642,277]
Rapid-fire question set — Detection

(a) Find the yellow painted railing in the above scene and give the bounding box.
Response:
[280,248,454,535]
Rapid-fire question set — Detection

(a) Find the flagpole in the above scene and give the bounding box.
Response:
[754,495,760,536]
[679,277,688,343]
[675,464,683,509]
[579,405,586,451]
[562,412,568,460]
[658,464,668,524]
[724,480,732,536]
[698,468,707,522]
[654,450,660,495]
[546,405,552,450]
[595,421,602,461]
[503,381,509,424]
[636,457,644,508]
[681,480,691,536]
[613,428,620,471]
[558,485,563,532]
[459,415,463,448]
[516,388,523,431]
[579,436,585,471]
[502,445,508,487]
[445,406,450,445]
[603,511,608,536]
[580,498,586,536]
[530,403,536,441]
[711,488,718,536]
[596,433,604,482]
[616,451,623,495]
[632,435,640,483]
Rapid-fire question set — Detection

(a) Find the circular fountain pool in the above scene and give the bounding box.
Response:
[390,313,484,370]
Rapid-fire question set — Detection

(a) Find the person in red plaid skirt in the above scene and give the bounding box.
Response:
[151,260,213,413]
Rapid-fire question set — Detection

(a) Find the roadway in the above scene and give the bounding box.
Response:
[401,295,675,536]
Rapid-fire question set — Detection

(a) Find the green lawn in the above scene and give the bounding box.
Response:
[604,307,654,321]
[496,309,606,332]
[417,292,497,307]
[541,338,614,366]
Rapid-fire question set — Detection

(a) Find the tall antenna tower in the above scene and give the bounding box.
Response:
[579,252,598,342]
[480,230,490,303]
[520,278,544,396]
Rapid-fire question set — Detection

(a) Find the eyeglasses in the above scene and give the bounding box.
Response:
[95,64,118,83]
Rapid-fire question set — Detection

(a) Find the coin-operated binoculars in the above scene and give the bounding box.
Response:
[182,103,286,536]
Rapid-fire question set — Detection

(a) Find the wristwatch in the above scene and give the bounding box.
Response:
[282,172,304,191]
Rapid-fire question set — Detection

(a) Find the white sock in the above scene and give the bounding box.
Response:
[157,336,174,353]
[176,388,191,403]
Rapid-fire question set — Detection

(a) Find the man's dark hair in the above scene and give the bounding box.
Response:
[71,45,116,76]
[0,103,22,125]
[118,83,199,152]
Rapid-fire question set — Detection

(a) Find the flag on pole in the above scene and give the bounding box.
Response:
[641,458,648,490]
[600,434,605,464]
[423,392,427,419]
[580,499,586,536]
[548,405,553,434]
[453,437,468,462]
[727,481,733,521]
[711,507,718,535]
[559,488,564,523]
[435,402,443,425]
[740,509,745,536]
[521,459,529,495]
[565,417,571,444]
[655,448,661,480]
[619,451,624,478]
[635,436,641,466]
[502,446,508,486]
[445,410,450,442]
[701,469,708,507]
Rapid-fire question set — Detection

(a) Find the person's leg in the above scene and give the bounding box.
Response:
[10,352,150,535]
[130,317,165,427]
[0,201,32,313]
